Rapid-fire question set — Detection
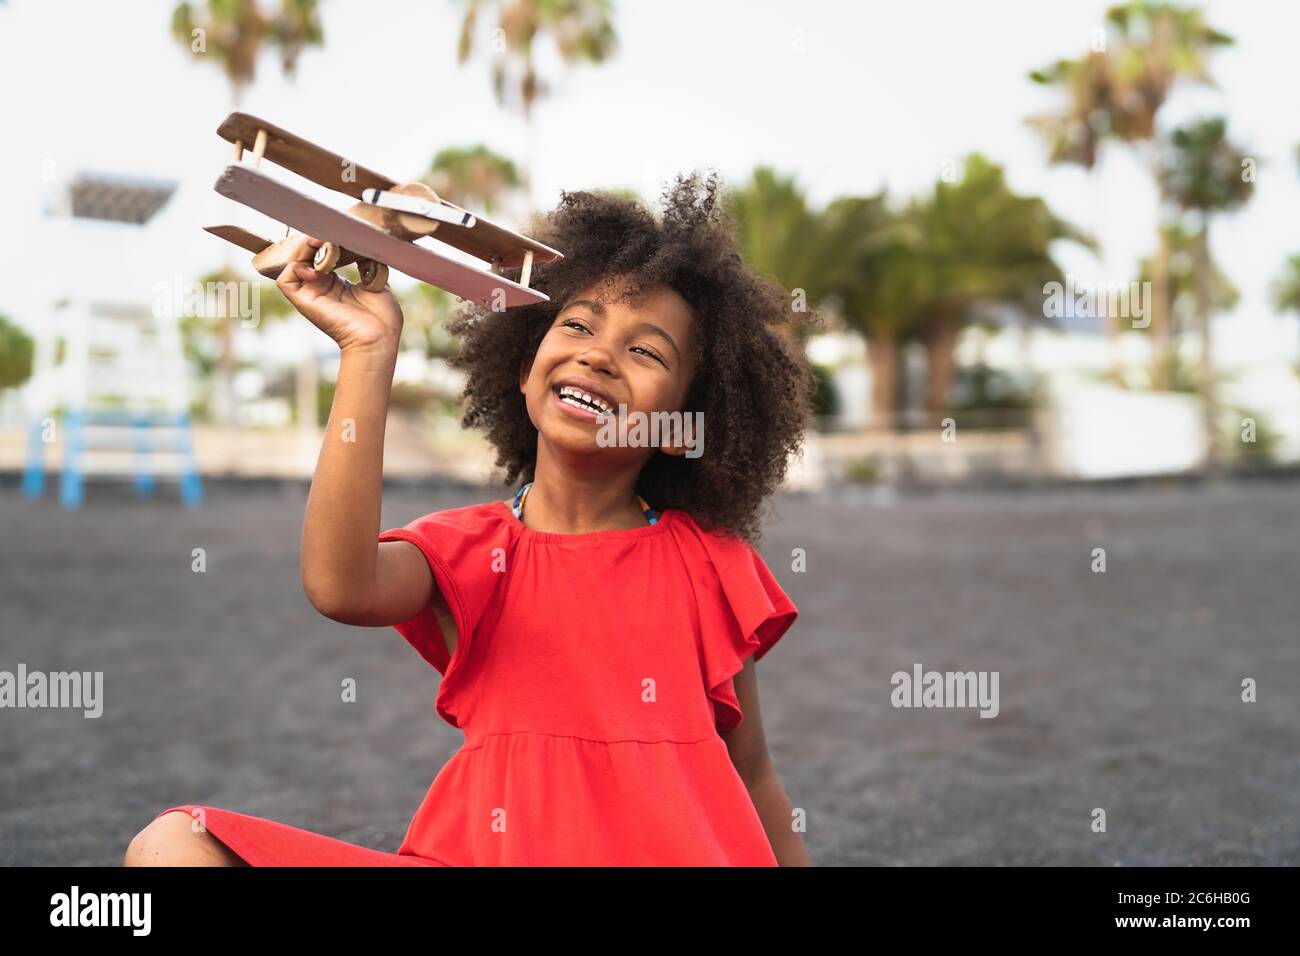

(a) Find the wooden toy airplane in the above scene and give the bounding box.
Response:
[204,112,562,306]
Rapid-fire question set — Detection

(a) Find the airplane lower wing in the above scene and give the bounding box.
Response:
[213,164,549,308]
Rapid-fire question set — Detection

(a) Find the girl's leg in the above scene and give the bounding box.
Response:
[123,810,249,867]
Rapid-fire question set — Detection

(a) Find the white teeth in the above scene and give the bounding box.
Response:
[557,386,613,414]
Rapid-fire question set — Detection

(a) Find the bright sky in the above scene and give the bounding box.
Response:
[2,0,1298,359]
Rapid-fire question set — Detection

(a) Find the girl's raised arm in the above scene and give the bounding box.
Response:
[273,234,437,626]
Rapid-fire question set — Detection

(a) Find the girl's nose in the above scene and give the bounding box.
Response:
[576,344,617,374]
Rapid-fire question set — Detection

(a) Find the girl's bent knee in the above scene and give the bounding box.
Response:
[124,810,241,867]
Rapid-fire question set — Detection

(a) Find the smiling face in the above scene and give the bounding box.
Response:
[519,275,697,462]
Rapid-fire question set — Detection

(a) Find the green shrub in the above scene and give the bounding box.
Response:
[844,455,880,484]
[0,314,34,390]
[811,363,838,418]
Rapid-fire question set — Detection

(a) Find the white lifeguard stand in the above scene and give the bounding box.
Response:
[22,172,202,508]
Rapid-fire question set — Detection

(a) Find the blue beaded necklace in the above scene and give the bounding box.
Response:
[511,481,658,526]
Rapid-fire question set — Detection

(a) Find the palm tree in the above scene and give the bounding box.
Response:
[411,144,528,363]
[178,273,296,421]
[1137,222,1239,339]
[726,171,903,421]
[1101,1,1234,390]
[753,159,1089,428]
[170,0,325,426]
[1028,51,1126,384]
[422,144,524,216]
[455,0,618,205]
[1027,52,1117,171]
[1271,254,1300,378]
[1162,116,1253,467]
[853,241,926,427]
[1032,4,1234,392]
[455,0,618,119]
[813,197,923,427]
[906,154,1093,415]
[1275,143,1300,376]
[1136,221,1239,398]
[1270,255,1300,314]
[724,167,831,345]
[172,0,324,104]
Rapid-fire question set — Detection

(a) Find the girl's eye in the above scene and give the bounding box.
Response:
[631,345,667,366]
[561,319,589,332]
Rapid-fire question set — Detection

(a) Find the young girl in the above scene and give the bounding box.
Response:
[125,172,817,867]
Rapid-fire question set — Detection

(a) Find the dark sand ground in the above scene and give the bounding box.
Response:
[1,476,1296,865]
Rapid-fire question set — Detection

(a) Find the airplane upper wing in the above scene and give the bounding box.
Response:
[215,163,550,307]
[217,112,396,199]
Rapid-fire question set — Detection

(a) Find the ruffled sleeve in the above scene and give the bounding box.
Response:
[674,516,799,731]
[377,503,514,677]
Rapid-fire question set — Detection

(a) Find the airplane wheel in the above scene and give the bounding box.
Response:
[359,260,389,292]
[313,241,340,272]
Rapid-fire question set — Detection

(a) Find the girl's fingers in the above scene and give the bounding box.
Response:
[275,258,302,293]
[276,259,323,301]
[282,233,322,264]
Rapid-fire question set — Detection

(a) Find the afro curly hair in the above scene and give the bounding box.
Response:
[445,170,821,545]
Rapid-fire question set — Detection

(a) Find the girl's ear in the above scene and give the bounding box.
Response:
[657,411,701,459]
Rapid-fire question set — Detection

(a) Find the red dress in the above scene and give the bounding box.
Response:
[154,499,798,866]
